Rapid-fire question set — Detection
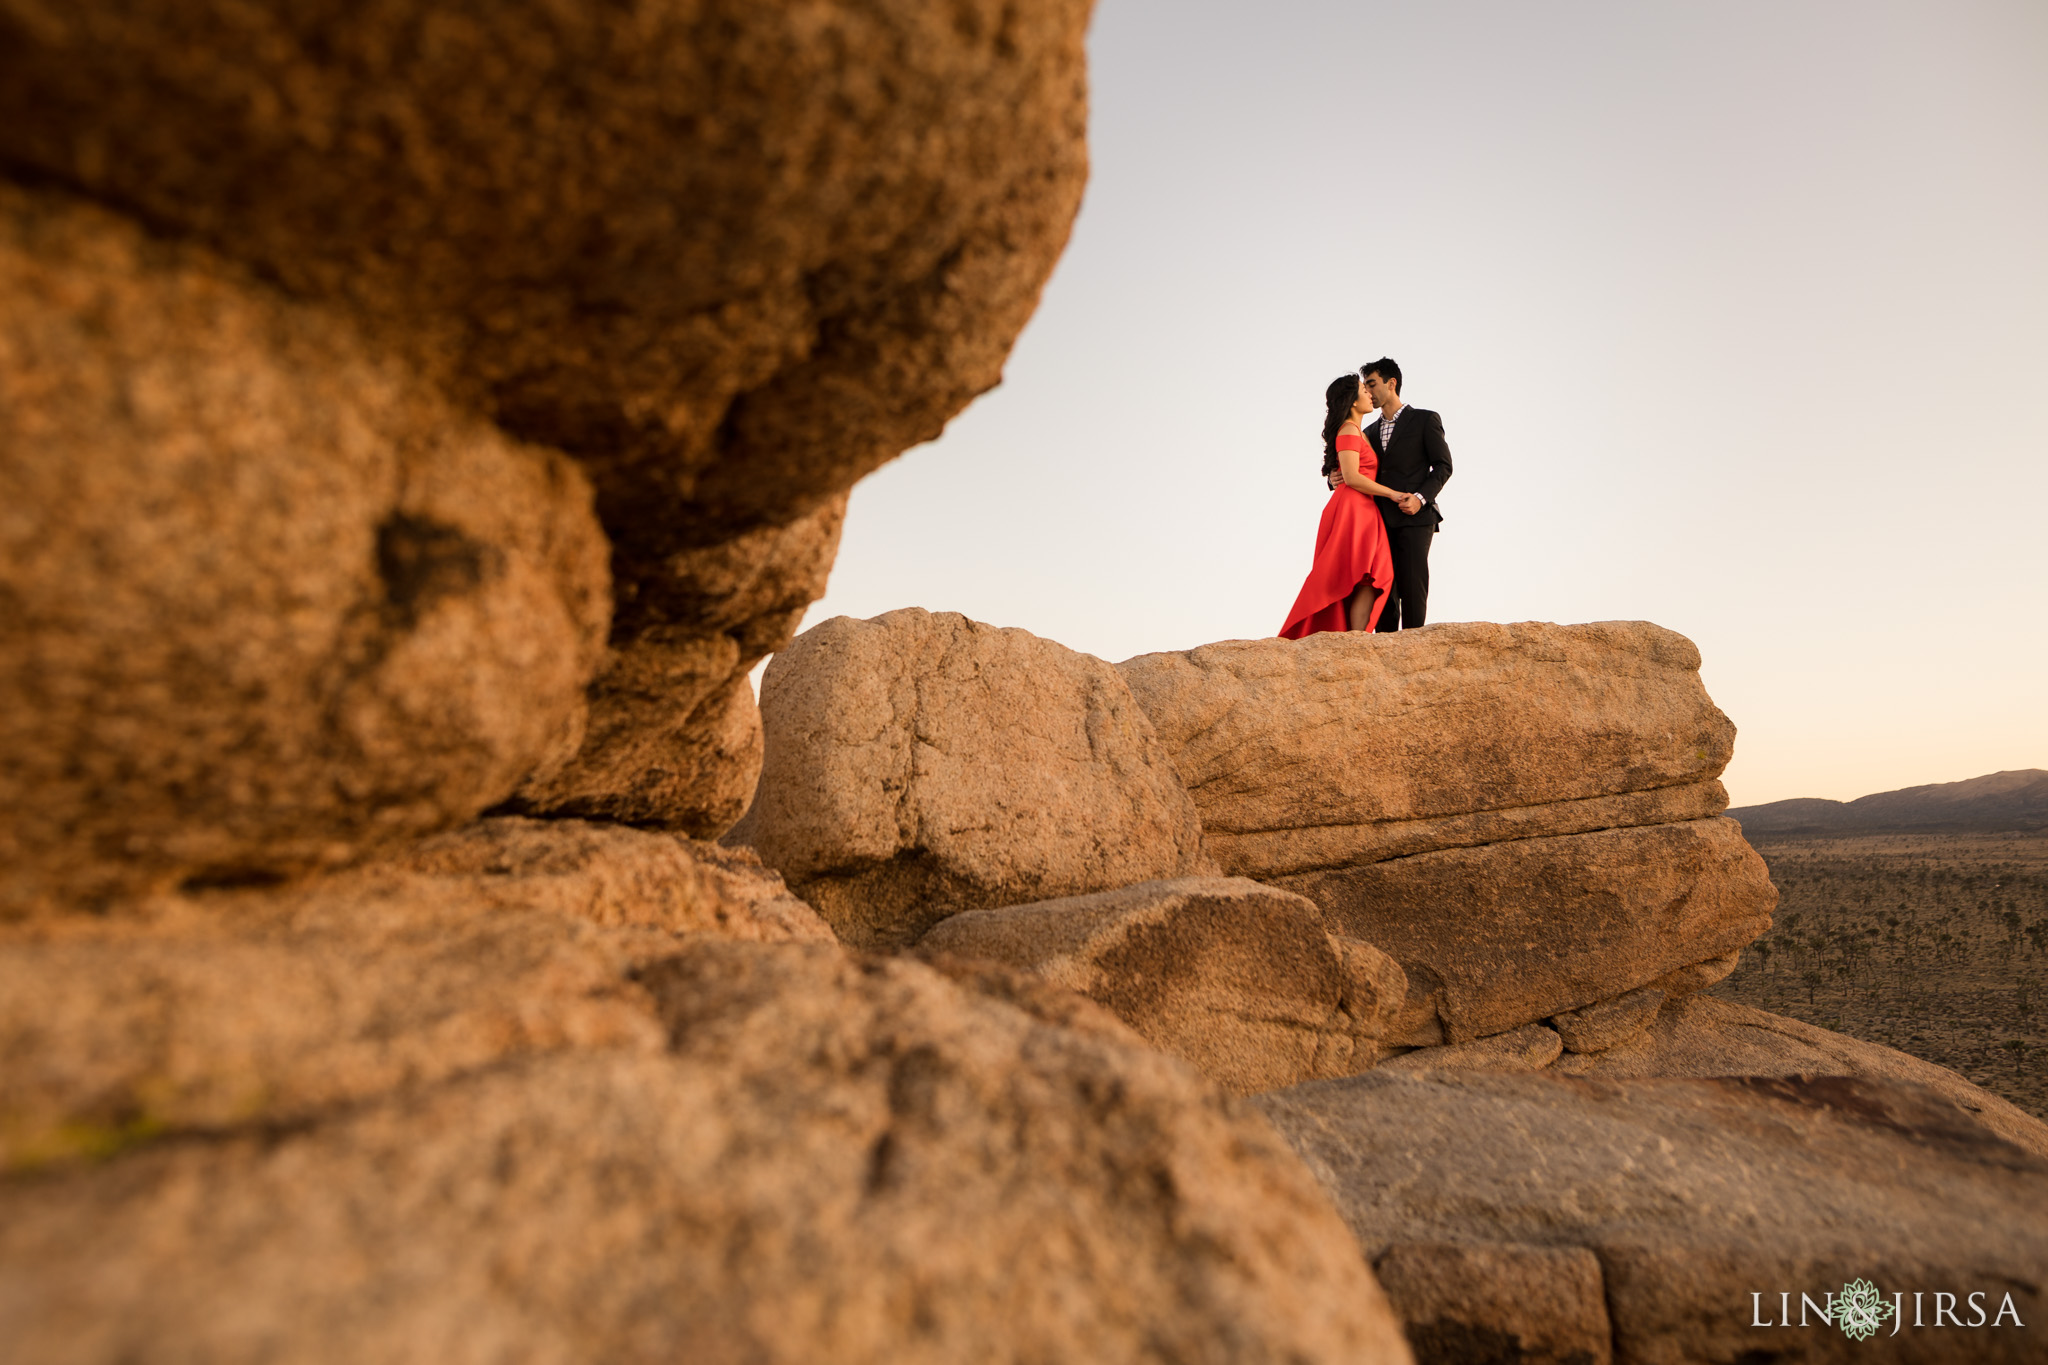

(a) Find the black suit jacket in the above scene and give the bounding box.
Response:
[1365,405,1452,530]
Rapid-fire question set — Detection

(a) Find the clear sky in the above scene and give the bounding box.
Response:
[788,0,2048,808]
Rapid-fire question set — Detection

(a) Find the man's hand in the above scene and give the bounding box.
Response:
[1326,471,1343,490]
[1398,492,1424,515]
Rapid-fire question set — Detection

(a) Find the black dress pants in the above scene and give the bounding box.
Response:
[1374,525,1435,631]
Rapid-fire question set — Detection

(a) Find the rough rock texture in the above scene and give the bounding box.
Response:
[1118,622,1738,876]
[1117,623,1775,1047]
[1372,1242,1611,1365]
[2,934,1411,1365]
[1,1,1095,836]
[0,818,830,1167]
[0,0,1091,545]
[507,495,850,836]
[1379,1024,1565,1074]
[393,816,835,944]
[1286,819,1774,1044]
[1259,1069,2048,1365]
[733,610,1208,948]
[0,185,611,914]
[1557,993,2048,1160]
[919,877,1405,1093]
[1550,985,1666,1054]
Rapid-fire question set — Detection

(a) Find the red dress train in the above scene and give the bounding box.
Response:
[1278,433,1395,638]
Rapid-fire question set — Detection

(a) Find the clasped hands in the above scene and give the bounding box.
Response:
[1327,472,1424,514]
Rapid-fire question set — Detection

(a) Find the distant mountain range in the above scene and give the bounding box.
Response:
[1727,769,2048,835]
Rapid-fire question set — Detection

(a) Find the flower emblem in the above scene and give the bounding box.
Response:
[1834,1279,1895,1341]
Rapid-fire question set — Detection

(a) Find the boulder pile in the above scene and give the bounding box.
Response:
[0,3,1410,1361]
[1119,623,1773,1049]
[741,616,1785,1084]
[738,610,2048,1356]
[7,4,2046,1363]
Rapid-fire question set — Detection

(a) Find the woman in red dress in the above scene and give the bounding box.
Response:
[1279,373,1401,638]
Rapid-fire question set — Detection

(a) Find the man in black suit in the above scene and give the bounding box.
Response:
[1360,357,1451,631]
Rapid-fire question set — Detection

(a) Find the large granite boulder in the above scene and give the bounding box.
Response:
[1289,819,1774,1044]
[732,610,1207,948]
[1119,622,1736,875]
[1258,1069,2048,1364]
[920,877,1406,1093]
[1120,624,1776,1044]
[2,926,1411,1364]
[0,185,610,913]
[1,0,1094,839]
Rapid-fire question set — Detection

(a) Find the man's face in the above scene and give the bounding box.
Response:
[1362,372,1397,409]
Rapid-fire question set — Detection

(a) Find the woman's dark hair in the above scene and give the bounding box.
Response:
[1321,373,1361,476]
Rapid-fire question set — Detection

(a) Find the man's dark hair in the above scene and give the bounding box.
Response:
[1360,357,1402,394]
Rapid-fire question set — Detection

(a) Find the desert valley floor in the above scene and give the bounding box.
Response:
[1712,829,2048,1120]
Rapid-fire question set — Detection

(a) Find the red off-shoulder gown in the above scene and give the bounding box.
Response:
[1278,432,1395,638]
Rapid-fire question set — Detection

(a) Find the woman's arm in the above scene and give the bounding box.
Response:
[1338,445,1401,500]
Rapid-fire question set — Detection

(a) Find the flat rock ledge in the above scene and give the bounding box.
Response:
[1118,622,1738,872]
[1366,990,2048,1162]
[1258,1068,2048,1365]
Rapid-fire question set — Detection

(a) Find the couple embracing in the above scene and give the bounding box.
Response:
[1278,357,1452,639]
